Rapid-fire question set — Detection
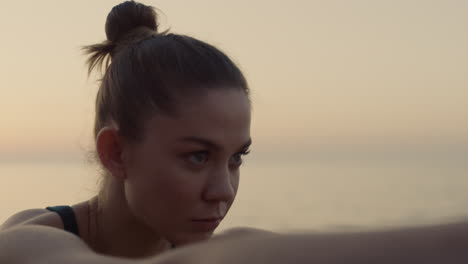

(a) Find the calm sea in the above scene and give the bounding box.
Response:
[1,158,467,233]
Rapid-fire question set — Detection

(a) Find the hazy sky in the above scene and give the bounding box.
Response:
[0,0,467,161]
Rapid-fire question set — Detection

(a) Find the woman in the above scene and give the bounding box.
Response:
[1,0,251,258]
[2,1,468,264]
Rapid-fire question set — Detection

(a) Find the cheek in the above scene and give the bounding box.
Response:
[125,158,205,214]
[229,170,241,203]
[232,171,240,194]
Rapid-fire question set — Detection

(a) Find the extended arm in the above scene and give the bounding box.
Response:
[148,222,468,264]
[2,222,468,264]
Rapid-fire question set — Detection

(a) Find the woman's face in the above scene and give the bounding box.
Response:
[122,89,251,245]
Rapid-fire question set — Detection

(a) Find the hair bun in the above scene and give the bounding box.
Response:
[105,1,158,43]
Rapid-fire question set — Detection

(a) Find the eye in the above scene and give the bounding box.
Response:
[188,151,208,165]
[229,150,250,167]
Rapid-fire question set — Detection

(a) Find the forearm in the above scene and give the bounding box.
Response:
[147,222,468,264]
[250,223,468,264]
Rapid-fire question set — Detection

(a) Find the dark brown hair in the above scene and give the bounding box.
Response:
[83,1,249,143]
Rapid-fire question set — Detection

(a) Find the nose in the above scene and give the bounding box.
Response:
[202,165,237,203]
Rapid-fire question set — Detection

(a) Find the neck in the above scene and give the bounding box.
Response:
[88,180,171,258]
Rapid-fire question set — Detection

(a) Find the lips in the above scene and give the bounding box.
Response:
[191,217,223,232]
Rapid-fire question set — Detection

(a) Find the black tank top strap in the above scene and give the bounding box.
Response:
[46,205,80,237]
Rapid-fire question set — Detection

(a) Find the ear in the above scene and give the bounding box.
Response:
[96,127,127,181]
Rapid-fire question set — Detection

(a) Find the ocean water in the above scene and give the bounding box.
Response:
[1,158,467,233]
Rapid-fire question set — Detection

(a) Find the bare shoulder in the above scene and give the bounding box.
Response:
[0,226,142,264]
[0,208,62,231]
[0,225,91,264]
[0,209,48,229]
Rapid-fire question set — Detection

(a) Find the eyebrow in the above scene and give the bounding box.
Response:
[179,136,252,151]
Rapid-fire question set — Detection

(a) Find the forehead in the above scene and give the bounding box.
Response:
[143,89,251,147]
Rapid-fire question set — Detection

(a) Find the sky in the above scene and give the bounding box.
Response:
[0,0,467,162]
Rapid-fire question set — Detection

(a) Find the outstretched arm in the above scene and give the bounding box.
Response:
[149,222,468,264]
[2,222,468,264]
